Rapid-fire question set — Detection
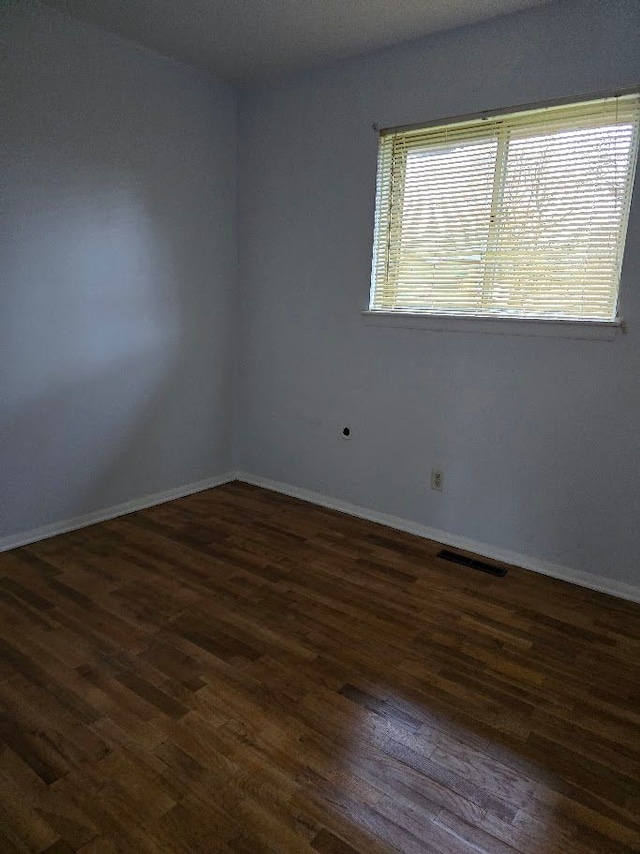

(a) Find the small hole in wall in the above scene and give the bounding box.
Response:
[342,427,351,438]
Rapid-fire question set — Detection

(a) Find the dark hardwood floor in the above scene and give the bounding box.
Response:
[0,481,639,853]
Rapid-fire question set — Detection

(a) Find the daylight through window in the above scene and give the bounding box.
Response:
[370,94,640,321]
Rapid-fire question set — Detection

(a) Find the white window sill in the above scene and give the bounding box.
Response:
[361,311,625,340]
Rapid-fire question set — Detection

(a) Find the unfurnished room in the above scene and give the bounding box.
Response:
[2,0,640,851]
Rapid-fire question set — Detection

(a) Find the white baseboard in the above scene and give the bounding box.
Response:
[4,468,638,604]
[237,471,640,604]
[0,471,238,553]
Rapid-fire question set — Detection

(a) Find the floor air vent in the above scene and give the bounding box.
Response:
[437,549,507,577]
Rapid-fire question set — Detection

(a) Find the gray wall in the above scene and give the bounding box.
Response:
[1,2,237,538]
[237,0,640,585]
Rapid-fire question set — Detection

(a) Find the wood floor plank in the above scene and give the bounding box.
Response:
[1,481,639,852]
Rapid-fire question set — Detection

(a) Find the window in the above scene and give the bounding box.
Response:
[369,94,639,325]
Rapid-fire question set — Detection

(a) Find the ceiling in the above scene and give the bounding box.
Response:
[41,0,553,84]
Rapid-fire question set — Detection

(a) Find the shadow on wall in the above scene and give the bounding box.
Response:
[1,165,212,538]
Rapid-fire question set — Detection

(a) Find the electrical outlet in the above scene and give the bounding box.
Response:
[431,468,444,492]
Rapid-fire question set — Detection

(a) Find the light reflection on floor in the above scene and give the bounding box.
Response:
[332,687,571,853]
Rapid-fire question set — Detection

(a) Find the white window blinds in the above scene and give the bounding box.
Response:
[370,94,640,321]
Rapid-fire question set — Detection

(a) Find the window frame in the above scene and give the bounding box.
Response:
[365,87,640,338]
